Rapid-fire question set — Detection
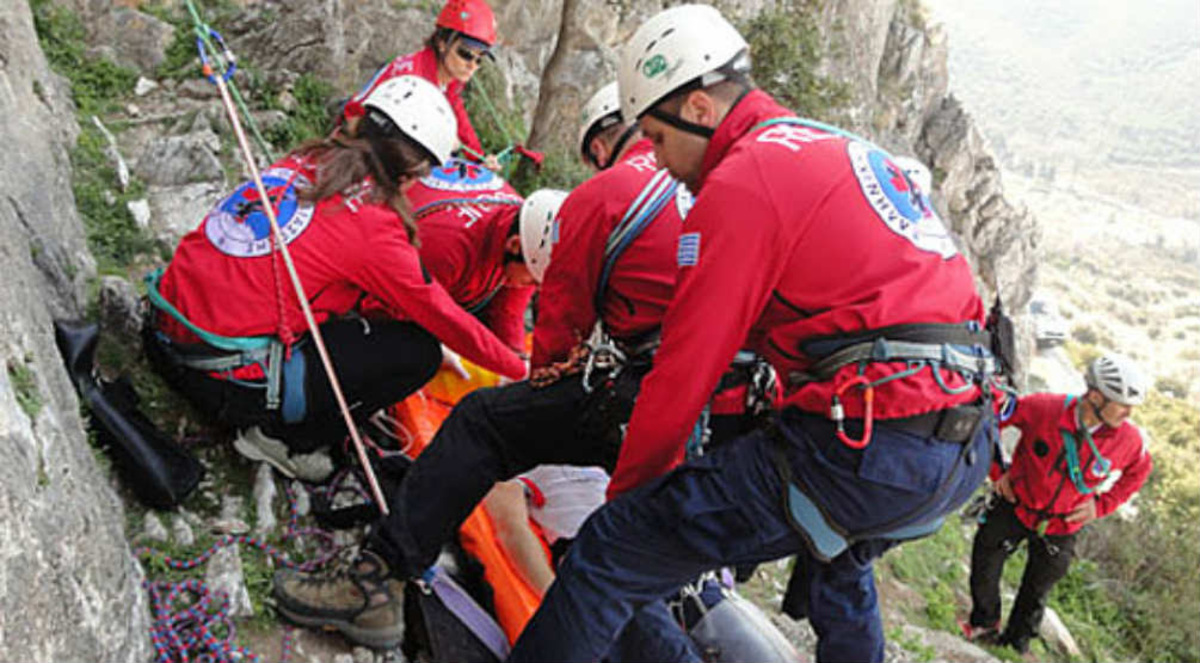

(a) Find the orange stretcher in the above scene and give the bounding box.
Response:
[388,360,548,644]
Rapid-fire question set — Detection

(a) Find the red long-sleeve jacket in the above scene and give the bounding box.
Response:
[345,46,483,156]
[610,90,986,496]
[156,155,525,380]
[408,161,532,353]
[1002,393,1151,535]
[531,140,684,368]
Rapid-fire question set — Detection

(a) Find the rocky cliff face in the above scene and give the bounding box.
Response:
[1,0,1039,658]
[0,3,151,661]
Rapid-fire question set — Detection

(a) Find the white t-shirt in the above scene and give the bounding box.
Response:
[518,465,610,545]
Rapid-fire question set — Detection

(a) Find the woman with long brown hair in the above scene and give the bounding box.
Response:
[145,76,526,481]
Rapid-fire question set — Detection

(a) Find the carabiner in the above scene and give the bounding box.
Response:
[831,374,874,449]
[195,28,237,85]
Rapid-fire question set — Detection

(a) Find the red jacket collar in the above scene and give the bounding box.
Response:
[696,89,793,191]
[617,137,656,165]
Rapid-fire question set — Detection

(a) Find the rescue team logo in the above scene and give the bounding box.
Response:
[204,168,314,258]
[420,158,505,193]
[677,232,701,266]
[847,141,958,259]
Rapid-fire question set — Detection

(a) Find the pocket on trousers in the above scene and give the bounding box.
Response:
[661,461,762,561]
[857,429,958,495]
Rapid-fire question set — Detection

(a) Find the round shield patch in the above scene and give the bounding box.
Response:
[847,142,957,259]
[420,158,504,193]
[204,167,315,258]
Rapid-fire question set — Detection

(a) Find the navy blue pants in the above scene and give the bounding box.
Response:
[508,407,994,663]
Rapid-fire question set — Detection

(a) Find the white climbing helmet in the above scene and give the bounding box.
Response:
[617,4,749,122]
[1085,353,1148,406]
[892,156,933,194]
[577,82,623,162]
[362,75,459,165]
[519,189,569,283]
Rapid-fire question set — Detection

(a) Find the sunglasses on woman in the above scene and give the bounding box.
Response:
[455,46,486,65]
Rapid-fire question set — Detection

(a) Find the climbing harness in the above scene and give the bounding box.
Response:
[181,12,390,515]
[579,168,679,393]
[137,483,335,663]
[789,323,1000,450]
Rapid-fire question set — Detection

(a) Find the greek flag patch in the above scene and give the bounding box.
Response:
[677,232,701,266]
[551,219,561,245]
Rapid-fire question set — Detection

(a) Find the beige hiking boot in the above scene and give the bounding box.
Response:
[273,550,405,650]
[233,426,334,483]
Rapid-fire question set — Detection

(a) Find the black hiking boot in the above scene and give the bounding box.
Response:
[273,550,405,649]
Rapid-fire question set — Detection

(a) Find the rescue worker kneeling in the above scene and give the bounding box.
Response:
[508,6,1002,663]
[145,76,526,484]
[271,81,765,657]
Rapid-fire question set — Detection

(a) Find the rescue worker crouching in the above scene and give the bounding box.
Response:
[268,80,714,657]
[342,0,501,168]
[964,353,1153,653]
[508,6,1002,663]
[359,157,539,373]
[144,76,526,485]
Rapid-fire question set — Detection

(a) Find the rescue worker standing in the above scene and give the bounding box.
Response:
[269,82,705,657]
[509,6,1000,662]
[343,0,499,165]
[964,353,1152,653]
[145,77,525,482]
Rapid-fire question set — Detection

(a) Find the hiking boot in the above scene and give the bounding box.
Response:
[960,619,1002,644]
[274,550,405,650]
[233,426,333,482]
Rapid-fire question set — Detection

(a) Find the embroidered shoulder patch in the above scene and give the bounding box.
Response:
[420,157,504,193]
[847,141,958,259]
[677,232,701,267]
[204,167,314,258]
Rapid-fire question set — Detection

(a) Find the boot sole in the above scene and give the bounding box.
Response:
[232,436,299,479]
[277,603,404,650]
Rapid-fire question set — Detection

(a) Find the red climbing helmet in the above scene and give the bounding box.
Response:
[436,0,497,47]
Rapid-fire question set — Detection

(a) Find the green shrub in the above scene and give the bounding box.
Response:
[263,74,339,152]
[30,0,138,116]
[7,356,43,420]
[70,125,155,273]
[739,0,850,120]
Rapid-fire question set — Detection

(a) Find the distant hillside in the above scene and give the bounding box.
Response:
[924,0,1200,219]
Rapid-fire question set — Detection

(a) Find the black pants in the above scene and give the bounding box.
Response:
[147,318,441,452]
[366,366,644,575]
[968,499,1077,648]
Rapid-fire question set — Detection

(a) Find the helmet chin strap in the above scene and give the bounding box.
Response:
[602,124,640,169]
[644,82,754,140]
[646,105,715,139]
[1084,392,1121,429]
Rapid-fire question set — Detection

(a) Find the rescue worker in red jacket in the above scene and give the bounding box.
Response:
[343,0,498,166]
[270,82,710,658]
[964,353,1152,653]
[509,6,1001,662]
[145,76,525,483]
[359,158,534,359]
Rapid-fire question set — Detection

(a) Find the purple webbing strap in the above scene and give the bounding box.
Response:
[425,565,511,660]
